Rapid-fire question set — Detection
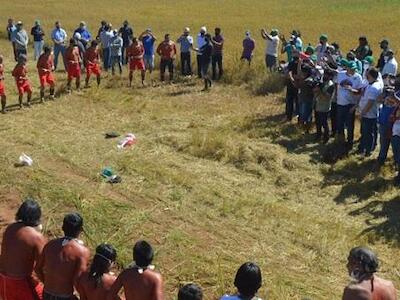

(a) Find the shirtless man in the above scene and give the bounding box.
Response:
[65,38,82,93]
[84,40,101,88]
[37,45,56,101]
[126,37,145,87]
[77,243,117,300]
[36,212,90,300]
[342,247,397,300]
[107,240,164,300]
[0,199,46,300]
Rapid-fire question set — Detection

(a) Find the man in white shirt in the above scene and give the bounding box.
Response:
[336,60,363,148]
[196,26,207,78]
[358,67,383,156]
[261,28,280,72]
[382,50,398,76]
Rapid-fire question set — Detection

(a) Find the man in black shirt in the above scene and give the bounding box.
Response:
[377,39,389,72]
[31,20,45,61]
[193,34,213,91]
[285,52,299,121]
[119,20,133,64]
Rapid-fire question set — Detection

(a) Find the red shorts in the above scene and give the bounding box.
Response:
[16,80,32,95]
[0,273,43,300]
[39,72,55,87]
[67,63,81,80]
[0,81,5,96]
[86,63,101,77]
[129,59,145,71]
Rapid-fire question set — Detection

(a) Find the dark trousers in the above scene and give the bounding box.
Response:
[392,136,400,168]
[180,52,192,75]
[359,117,377,154]
[16,48,27,59]
[212,54,223,80]
[285,85,298,121]
[111,55,122,74]
[122,47,128,65]
[330,102,338,135]
[102,47,111,71]
[160,58,174,81]
[196,55,202,78]
[378,123,392,163]
[43,291,74,300]
[337,104,355,145]
[316,111,330,138]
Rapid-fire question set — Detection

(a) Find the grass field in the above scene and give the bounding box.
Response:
[1,1,400,299]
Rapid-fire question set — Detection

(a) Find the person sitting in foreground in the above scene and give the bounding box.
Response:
[342,246,397,300]
[220,262,263,300]
[77,243,117,300]
[107,240,164,300]
[178,283,203,300]
[36,212,90,300]
[0,199,46,300]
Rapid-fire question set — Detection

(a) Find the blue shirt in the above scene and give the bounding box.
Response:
[379,104,396,125]
[74,27,92,42]
[142,35,155,56]
[51,28,67,43]
[177,35,193,53]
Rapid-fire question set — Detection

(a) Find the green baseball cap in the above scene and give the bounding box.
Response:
[347,61,358,70]
[310,54,317,62]
[305,45,315,54]
[363,56,374,64]
[320,34,328,41]
[270,29,279,36]
[339,58,349,67]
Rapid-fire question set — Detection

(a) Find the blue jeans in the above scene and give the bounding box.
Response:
[102,47,111,70]
[299,100,313,124]
[337,104,355,144]
[359,117,377,154]
[34,40,44,60]
[53,44,66,70]
[378,123,392,163]
[392,135,400,168]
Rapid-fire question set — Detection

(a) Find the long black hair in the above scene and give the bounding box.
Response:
[89,244,117,287]
[16,199,42,227]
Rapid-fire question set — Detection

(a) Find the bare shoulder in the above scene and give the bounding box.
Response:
[343,284,370,300]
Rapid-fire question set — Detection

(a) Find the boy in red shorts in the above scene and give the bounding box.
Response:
[65,38,81,93]
[0,55,7,113]
[126,37,145,87]
[12,54,32,108]
[84,40,101,88]
[37,45,55,102]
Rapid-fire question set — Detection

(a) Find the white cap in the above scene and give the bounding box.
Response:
[73,32,81,40]
[184,27,190,33]
[200,26,207,33]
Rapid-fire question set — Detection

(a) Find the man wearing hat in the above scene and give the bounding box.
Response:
[177,27,194,76]
[261,28,280,71]
[12,21,29,59]
[74,21,92,48]
[377,39,390,72]
[139,28,157,75]
[382,49,398,76]
[30,20,45,61]
[196,26,207,78]
[315,34,330,61]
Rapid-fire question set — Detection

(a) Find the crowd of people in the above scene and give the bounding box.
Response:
[0,199,398,299]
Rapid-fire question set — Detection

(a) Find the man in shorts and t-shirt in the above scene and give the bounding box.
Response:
[126,37,145,87]
[139,29,157,75]
[12,54,32,108]
[84,40,101,87]
[37,45,55,102]
[261,28,280,72]
[65,38,82,92]
[0,55,7,113]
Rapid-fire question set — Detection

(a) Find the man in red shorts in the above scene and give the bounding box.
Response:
[84,40,101,88]
[65,38,81,93]
[0,199,47,300]
[0,55,7,113]
[126,37,145,87]
[12,54,32,108]
[37,45,55,102]
[156,33,177,82]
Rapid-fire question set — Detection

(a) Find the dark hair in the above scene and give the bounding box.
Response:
[89,244,117,287]
[215,27,221,32]
[368,67,379,80]
[349,247,379,274]
[91,40,98,47]
[234,262,262,298]
[165,33,170,39]
[16,199,42,226]
[178,283,203,300]
[43,45,51,53]
[346,52,355,61]
[69,38,76,45]
[62,212,83,238]
[133,240,154,267]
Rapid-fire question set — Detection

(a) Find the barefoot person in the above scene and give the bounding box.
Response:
[342,247,397,300]
[37,45,55,102]
[12,54,32,108]
[0,55,7,113]
[36,213,90,300]
[126,37,145,87]
[77,244,117,300]
[156,33,177,82]
[84,40,101,88]
[65,38,82,93]
[107,240,164,300]
[0,199,46,300]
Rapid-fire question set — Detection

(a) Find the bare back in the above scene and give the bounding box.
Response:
[36,238,90,295]
[343,276,397,300]
[77,272,116,300]
[108,267,164,300]
[0,222,45,277]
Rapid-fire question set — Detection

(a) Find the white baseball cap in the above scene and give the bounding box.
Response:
[200,26,207,33]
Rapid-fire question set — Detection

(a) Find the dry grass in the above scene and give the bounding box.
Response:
[1,1,400,299]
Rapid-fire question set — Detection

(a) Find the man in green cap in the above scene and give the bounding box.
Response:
[315,34,329,61]
[362,56,374,79]
[261,28,280,71]
[30,20,45,61]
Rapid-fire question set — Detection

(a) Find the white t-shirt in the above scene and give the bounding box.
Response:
[221,295,262,300]
[392,119,400,137]
[359,81,382,119]
[336,71,363,106]
[382,57,398,76]
[266,36,280,57]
